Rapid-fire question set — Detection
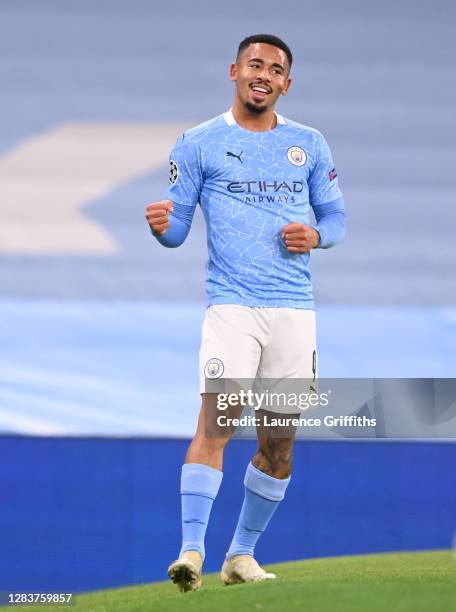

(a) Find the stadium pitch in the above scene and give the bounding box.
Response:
[2,551,454,611]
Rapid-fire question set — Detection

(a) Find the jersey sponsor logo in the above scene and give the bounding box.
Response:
[287,146,307,166]
[226,150,243,164]
[204,358,224,379]
[227,180,304,205]
[328,167,338,181]
[169,159,179,184]
[227,180,304,194]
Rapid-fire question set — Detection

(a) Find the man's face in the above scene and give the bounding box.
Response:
[230,42,292,114]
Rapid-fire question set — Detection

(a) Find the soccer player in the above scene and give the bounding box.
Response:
[145,34,346,591]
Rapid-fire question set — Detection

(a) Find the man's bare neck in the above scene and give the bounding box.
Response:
[231,103,277,132]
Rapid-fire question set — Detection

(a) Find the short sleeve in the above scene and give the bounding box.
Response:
[308,132,342,206]
[167,134,203,223]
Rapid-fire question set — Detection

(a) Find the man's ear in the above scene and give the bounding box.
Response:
[281,77,292,96]
[230,63,238,82]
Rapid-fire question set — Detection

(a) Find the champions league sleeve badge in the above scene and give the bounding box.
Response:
[169,159,179,184]
[287,146,307,167]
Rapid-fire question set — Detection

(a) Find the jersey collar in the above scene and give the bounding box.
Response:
[223,108,286,127]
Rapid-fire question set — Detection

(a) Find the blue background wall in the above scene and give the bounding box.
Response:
[1,437,455,593]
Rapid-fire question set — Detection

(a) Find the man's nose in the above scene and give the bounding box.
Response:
[258,67,270,81]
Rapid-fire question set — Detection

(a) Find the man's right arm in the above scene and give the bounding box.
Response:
[145,135,202,248]
[145,200,191,248]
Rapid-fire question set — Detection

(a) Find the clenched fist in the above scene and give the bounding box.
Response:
[145,200,173,235]
[281,222,320,253]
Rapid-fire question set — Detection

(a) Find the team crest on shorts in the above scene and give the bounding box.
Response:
[169,160,179,184]
[287,146,307,167]
[204,357,224,379]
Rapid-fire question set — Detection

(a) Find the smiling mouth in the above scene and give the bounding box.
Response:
[250,84,271,97]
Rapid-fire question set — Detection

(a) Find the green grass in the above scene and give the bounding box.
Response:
[2,551,455,612]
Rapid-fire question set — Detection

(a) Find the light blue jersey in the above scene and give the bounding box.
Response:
[162,110,345,309]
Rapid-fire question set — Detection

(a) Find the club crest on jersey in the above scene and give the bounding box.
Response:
[204,358,224,379]
[287,146,307,167]
[169,160,179,184]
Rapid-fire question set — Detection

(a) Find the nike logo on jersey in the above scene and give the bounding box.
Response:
[226,150,243,164]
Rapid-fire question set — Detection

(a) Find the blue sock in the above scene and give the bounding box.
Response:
[180,463,223,559]
[227,462,290,559]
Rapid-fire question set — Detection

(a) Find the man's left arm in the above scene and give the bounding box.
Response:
[282,132,346,253]
[308,131,346,249]
[311,197,346,249]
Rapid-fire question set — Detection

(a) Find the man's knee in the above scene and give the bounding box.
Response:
[193,430,232,452]
[199,393,242,440]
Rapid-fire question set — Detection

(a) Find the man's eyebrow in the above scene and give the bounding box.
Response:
[248,57,285,70]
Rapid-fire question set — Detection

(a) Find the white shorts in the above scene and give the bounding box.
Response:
[199,305,317,398]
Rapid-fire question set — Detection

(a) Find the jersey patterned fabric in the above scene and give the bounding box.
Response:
[166,110,343,309]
